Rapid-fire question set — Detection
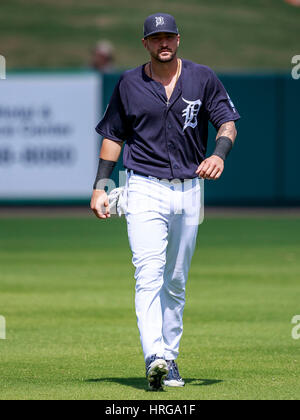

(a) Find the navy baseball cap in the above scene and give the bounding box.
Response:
[143,13,179,39]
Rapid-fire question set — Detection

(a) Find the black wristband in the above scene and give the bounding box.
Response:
[212,136,233,161]
[93,158,117,190]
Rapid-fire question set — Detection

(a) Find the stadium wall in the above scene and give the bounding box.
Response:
[0,71,299,206]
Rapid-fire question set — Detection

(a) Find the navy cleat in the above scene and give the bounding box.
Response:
[164,360,185,387]
[146,355,169,391]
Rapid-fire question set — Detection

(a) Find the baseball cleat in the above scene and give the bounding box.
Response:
[146,355,169,391]
[164,360,185,387]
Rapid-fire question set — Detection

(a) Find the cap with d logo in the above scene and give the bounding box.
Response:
[143,13,179,39]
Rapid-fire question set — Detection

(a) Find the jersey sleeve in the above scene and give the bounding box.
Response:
[95,77,129,142]
[204,69,240,130]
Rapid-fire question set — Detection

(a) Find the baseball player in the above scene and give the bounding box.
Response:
[91,13,240,391]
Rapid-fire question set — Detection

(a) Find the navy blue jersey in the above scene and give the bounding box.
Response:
[96,59,240,180]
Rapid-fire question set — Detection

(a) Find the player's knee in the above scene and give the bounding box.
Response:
[135,260,165,292]
[164,272,186,296]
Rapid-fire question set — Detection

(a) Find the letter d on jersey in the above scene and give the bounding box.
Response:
[0,55,6,80]
[0,316,6,339]
[291,315,300,340]
[182,98,201,131]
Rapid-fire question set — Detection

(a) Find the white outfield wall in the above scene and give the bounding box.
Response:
[0,72,101,200]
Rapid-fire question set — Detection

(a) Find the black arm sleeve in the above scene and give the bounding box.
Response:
[212,136,233,161]
[93,159,117,190]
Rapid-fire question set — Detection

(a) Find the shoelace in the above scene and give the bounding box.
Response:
[146,355,162,374]
[168,360,181,379]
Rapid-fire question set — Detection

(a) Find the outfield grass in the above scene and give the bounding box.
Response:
[1,0,300,70]
[0,215,300,400]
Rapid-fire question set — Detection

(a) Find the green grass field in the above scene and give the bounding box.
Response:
[0,214,300,400]
[1,0,300,70]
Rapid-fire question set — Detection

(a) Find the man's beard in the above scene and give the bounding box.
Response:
[151,49,177,63]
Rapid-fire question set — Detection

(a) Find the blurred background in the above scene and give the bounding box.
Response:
[0,0,300,207]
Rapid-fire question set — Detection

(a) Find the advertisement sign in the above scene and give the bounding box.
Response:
[0,72,101,200]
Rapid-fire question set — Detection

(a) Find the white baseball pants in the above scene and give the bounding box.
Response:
[125,170,202,361]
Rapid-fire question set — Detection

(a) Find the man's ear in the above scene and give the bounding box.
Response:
[142,38,148,50]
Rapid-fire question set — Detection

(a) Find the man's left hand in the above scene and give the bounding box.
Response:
[195,155,224,180]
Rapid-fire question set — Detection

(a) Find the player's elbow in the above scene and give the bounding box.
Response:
[233,125,237,143]
[228,121,237,143]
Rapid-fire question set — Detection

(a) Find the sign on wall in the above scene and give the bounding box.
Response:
[0,72,101,199]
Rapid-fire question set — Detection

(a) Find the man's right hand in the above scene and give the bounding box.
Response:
[90,190,110,219]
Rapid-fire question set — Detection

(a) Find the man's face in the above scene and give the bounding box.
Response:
[142,33,180,63]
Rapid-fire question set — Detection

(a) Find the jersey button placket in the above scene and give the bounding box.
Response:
[165,116,174,179]
[166,120,179,176]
